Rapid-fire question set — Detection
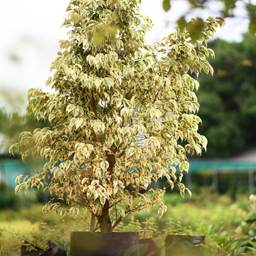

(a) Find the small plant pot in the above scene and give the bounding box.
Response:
[165,235,205,256]
[70,232,139,256]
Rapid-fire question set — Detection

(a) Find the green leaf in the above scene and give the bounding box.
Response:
[95,79,101,89]
[201,135,207,151]
[107,137,113,147]
[207,48,215,58]
[75,118,83,129]
[123,244,148,256]
[70,118,76,127]
[100,196,106,206]
[66,104,75,113]
[186,188,192,198]
[168,180,174,190]
[73,107,79,117]
[49,113,55,123]
[9,144,18,155]
[120,108,128,118]
[246,4,256,17]
[99,122,105,133]
[46,77,52,86]
[87,144,94,153]
[177,16,187,31]
[249,20,256,36]
[126,148,135,157]
[93,124,99,133]
[187,18,205,43]
[224,0,236,11]
[100,161,109,170]
[162,0,171,12]
[131,136,137,144]
[158,208,164,218]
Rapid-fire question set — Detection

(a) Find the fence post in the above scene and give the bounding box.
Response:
[213,169,218,192]
[231,173,239,201]
[249,168,254,194]
[186,171,192,188]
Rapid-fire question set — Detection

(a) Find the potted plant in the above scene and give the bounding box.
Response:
[9,0,224,255]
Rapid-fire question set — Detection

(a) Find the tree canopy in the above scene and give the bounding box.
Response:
[10,0,224,233]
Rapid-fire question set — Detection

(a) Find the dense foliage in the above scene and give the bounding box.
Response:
[10,0,224,233]
[162,0,256,38]
[196,35,256,157]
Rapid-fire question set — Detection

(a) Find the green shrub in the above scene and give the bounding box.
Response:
[0,222,70,256]
[0,182,19,210]
[0,183,45,211]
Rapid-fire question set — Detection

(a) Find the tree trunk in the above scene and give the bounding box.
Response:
[90,213,95,233]
[98,200,111,233]
[98,155,114,233]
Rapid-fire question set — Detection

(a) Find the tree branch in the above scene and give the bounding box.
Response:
[91,90,98,119]
[91,90,99,142]
[166,66,173,76]
[153,91,159,104]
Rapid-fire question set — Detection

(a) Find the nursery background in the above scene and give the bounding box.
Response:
[2,0,256,255]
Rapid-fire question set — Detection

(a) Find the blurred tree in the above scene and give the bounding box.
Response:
[162,0,256,40]
[197,35,256,157]
[0,109,9,134]
[0,108,50,154]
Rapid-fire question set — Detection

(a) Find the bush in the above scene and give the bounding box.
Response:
[0,182,19,210]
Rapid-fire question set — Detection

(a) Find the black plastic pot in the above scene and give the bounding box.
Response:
[139,238,160,256]
[165,235,205,256]
[70,232,139,256]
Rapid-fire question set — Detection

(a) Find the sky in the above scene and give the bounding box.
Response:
[0,0,254,113]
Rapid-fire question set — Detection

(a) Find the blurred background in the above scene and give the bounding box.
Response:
[1,0,256,254]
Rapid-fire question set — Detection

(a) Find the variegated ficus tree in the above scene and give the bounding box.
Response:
[10,0,224,233]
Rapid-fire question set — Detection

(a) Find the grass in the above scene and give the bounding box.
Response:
[0,191,253,255]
